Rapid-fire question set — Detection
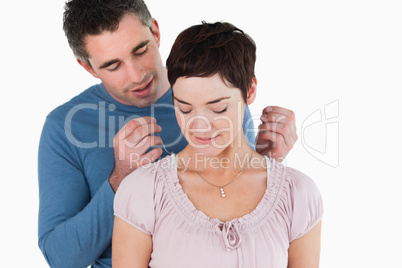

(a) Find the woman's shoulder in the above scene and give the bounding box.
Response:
[113,155,176,235]
[285,166,320,195]
[115,155,176,213]
[119,155,175,189]
[268,160,320,198]
[268,162,323,241]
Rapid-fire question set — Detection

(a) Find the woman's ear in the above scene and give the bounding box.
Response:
[246,77,257,105]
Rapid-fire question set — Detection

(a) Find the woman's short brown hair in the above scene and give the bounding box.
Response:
[166,22,256,101]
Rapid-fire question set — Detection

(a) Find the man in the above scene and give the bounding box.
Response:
[38,0,298,267]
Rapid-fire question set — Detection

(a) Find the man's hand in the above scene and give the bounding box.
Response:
[255,106,298,161]
[109,117,163,192]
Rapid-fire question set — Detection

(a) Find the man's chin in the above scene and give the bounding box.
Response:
[130,95,159,108]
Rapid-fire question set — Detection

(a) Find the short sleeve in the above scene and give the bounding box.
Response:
[287,168,323,242]
[114,165,157,235]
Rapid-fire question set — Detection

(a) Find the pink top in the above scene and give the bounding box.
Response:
[114,155,323,268]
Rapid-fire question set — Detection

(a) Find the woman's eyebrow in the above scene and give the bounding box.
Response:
[173,97,191,105]
[173,96,230,105]
[206,97,230,105]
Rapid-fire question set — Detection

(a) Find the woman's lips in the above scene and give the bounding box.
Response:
[194,135,220,145]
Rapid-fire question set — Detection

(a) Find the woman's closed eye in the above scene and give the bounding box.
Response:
[179,107,228,114]
[179,109,192,114]
[179,106,228,114]
[177,103,192,114]
[214,107,227,114]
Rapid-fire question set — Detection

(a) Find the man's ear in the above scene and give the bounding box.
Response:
[151,19,161,47]
[77,58,99,79]
[246,77,257,105]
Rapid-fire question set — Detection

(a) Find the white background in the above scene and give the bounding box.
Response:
[1,0,401,267]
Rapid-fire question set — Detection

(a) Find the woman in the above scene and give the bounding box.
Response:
[112,22,323,267]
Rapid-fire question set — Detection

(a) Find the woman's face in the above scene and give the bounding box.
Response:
[173,74,248,157]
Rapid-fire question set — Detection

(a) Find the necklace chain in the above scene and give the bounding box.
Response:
[157,133,174,154]
[194,168,246,198]
[180,153,253,198]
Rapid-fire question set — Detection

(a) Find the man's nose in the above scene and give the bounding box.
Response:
[127,60,145,82]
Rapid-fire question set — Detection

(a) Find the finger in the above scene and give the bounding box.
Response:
[125,122,162,146]
[256,129,277,144]
[257,130,288,150]
[258,123,295,149]
[136,147,163,168]
[269,134,289,159]
[261,106,296,119]
[122,136,163,169]
[260,112,289,123]
[131,135,163,154]
[117,117,157,141]
[258,122,290,138]
[260,113,297,142]
[255,131,275,151]
[255,132,273,146]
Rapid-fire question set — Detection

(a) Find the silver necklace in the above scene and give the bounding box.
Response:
[181,153,253,198]
[193,168,245,198]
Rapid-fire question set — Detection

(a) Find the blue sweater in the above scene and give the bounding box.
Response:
[38,83,255,268]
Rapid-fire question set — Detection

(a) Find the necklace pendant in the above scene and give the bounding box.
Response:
[220,187,226,198]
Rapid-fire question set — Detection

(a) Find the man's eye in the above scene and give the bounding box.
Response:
[107,63,120,72]
[135,45,148,55]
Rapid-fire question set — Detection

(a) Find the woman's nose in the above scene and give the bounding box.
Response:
[188,115,212,133]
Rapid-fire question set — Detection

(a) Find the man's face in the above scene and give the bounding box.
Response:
[80,14,167,108]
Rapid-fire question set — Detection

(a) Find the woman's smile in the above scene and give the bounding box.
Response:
[193,135,220,145]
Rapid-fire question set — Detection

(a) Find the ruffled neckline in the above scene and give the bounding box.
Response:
[158,154,287,233]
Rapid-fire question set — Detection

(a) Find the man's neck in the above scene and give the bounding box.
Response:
[159,67,171,96]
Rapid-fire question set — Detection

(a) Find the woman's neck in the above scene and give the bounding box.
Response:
[176,133,258,175]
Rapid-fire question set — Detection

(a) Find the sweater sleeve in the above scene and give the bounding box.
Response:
[114,165,157,235]
[243,105,256,149]
[287,168,324,242]
[38,116,115,268]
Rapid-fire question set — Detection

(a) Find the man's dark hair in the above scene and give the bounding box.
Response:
[166,21,256,102]
[63,0,153,65]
